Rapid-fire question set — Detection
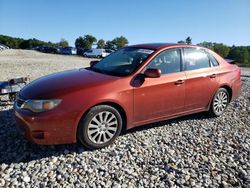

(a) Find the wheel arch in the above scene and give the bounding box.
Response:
[76,101,128,139]
[219,84,233,102]
[207,84,233,110]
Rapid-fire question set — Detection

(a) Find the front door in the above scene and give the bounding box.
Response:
[133,48,186,124]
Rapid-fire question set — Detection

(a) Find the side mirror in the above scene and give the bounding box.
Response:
[90,60,99,67]
[144,68,161,78]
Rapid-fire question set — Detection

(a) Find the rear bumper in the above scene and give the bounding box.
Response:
[232,77,241,100]
[14,105,78,145]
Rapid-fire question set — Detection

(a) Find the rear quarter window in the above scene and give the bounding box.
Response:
[208,53,220,66]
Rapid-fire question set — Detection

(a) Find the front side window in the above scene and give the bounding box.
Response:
[91,47,155,76]
[184,48,210,70]
[146,48,181,74]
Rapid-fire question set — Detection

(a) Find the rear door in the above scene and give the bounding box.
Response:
[133,48,186,123]
[183,47,219,111]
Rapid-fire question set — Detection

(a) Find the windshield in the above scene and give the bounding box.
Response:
[91,47,155,76]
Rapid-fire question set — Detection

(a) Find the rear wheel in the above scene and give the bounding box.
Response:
[77,105,122,149]
[208,88,229,117]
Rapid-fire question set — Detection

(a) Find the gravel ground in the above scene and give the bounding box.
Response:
[0,49,91,80]
[241,67,250,77]
[0,50,250,187]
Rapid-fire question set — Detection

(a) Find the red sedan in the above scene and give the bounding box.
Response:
[14,43,241,149]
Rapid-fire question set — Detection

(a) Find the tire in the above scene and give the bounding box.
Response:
[77,105,123,149]
[208,88,229,117]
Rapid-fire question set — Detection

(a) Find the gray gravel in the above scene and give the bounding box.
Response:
[0,50,250,187]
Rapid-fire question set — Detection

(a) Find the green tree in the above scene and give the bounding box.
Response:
[112,36,129,49]
[57,38,69,47]
[248,47,250,64]
[105,36,128,50]
[75,35,97,49]
[105,40,116,50]
[213,43,230,58]
[197,41,214,50]
[177,40,185,44]
[97,39,105,49]
[240,48,249,66]
[186,37,192,44]
[0,34,63,49]
[83,35,97,49]
[75,37,84,48]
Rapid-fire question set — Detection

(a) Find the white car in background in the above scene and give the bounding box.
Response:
[84,48,112,58]
[0,43,9,51]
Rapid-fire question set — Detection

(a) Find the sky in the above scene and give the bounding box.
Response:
[0,0,250,46]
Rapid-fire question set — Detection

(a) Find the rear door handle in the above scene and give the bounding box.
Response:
[209,74,216,79]
[175,80,185,85]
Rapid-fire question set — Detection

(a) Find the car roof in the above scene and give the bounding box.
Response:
[129,43,197,50]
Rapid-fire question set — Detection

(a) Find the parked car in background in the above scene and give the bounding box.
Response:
[77,48,89,56]
[36,46,45,52]
[84,48,111,58]
[61,47,77,55]
[0,43,9,50]
[42,46,60,54]
[14,43,241,149]
[105,49,114,54]
[30,46,41,51]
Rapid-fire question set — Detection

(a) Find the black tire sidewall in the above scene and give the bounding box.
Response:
[77,105,123,149]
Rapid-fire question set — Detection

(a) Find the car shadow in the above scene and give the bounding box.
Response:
[125,112,211,134]
[0,107,86,164]
[0,105,210,165]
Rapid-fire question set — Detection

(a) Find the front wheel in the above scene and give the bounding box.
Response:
[77,105,123,149]
[208,88,229,117]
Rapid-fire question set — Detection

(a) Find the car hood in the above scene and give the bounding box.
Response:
[20,68,118,99]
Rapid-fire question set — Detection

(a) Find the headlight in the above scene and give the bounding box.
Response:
[21,99,62,112]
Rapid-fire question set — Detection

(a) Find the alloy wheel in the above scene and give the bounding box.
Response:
[87,111,118,144]
[213,90,228,114]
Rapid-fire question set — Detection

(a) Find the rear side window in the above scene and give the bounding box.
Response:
[184,48,210,71]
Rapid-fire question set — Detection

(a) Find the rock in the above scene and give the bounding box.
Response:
[185,175,191,181]
[23,176,30,183]
[113,183,121,188]
[0,164,8,171]
[221,181,229,188]
[0,178,5,187]
[51,157,57,163]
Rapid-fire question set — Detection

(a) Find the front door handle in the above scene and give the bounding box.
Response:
[175,80,185,85]
[209,74,216,79]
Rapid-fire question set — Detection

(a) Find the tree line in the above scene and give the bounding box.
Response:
[0,34,129,51]
[0,34,249,66]
[178,37,250,67]
[0,35,69,49]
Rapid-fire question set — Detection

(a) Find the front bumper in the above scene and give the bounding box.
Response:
[14,104,78,145]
